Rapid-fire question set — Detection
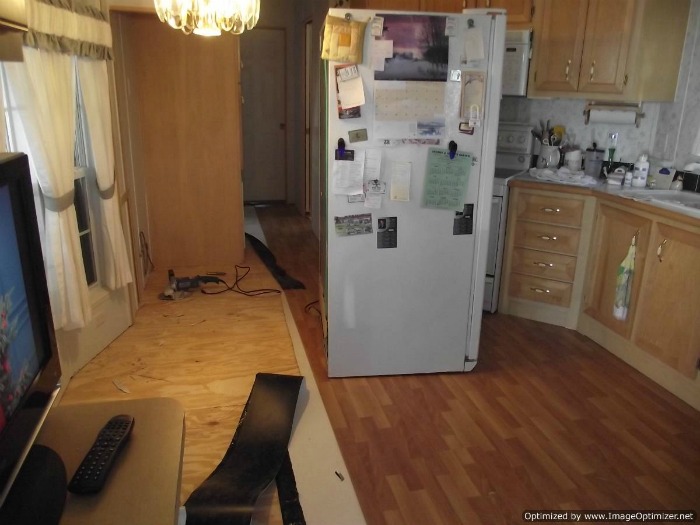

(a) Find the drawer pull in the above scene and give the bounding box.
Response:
[540,207,561,213]
[533,262,554,268]
[538,235,558,241]
[530,287,550,294]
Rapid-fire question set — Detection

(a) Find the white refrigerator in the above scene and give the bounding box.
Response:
[324,8,506,377]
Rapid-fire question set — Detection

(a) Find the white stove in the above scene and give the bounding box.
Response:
[484,122,534,312]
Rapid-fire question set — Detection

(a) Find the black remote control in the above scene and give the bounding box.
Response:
[68,414,135,495]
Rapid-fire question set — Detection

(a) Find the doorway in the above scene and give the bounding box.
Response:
[304,20,313,215]
[240,28,287,203]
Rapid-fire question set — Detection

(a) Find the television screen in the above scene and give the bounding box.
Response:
[0,153,62,509]
[0,183,45,433]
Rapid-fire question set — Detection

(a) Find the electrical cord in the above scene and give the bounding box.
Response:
[139,231,155,274]
[201,265,281,297]
[304,300,321,317]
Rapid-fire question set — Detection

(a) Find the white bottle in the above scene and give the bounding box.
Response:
[631,154,650,188]
[624,170,633,186]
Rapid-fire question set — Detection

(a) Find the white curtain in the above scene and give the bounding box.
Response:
[6,50,91,329]
[3,0,131,329]
[77,59,133,290]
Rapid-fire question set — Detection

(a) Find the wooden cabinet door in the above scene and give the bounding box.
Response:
[422,0,465,12]
[577,0,636,94]
[583,203,651,338]
[475,0,533,25]
[353,0,421,9]
[530,0,589,93]
[632,222,700,378]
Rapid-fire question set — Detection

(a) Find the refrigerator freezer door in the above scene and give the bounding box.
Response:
[325,9,506,377]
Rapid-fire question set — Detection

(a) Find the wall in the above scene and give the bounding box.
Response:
[501,0,700,167]
[651,0,700,168]
[499,96,658,162]
[299,0,338,238]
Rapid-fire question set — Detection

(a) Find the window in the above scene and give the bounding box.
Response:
[0,63,98,286]
[73,79,98,286]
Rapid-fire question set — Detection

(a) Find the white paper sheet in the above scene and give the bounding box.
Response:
[374,81,445,139]
[364,149,383,181]
[464,26,485,61]
[332,150,365,195]
[389,161,411,202]
[371,40,393,71]
[363,193,382,209]
[337,65,365,109]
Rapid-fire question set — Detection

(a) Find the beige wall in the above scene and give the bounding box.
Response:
[110,11,245,272]
[106,0,330,243]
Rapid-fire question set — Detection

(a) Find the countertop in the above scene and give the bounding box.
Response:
[509,173,700,227]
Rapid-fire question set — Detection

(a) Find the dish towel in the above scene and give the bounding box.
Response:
[529,167,599,186]
[613,235,636,321]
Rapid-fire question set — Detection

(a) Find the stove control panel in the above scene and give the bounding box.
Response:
[497,122,535,154]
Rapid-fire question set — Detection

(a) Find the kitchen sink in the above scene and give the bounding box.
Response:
[617,189,700,218]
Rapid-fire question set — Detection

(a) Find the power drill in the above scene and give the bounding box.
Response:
[167,270,223,293]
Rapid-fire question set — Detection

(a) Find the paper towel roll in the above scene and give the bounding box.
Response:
[588,109,637,125]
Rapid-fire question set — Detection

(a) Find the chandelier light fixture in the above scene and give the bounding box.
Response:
[154,0,260,36]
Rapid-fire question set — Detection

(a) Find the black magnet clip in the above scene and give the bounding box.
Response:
[338,138,346,158]
[467,19,475,29]
[448,140,458,160]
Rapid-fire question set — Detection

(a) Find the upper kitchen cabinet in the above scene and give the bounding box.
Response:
[470,0,533,27]
[351,0,533,23]
[528,0,691,101]
[422,0,466,12]
[351,0,421,9]
[351,0,436,10]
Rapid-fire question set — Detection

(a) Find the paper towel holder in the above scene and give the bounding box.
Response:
[583,101,645,128]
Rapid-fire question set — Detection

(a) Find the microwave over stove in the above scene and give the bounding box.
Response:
[502,30,531,97]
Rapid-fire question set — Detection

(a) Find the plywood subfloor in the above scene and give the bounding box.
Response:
[59,252,298,516]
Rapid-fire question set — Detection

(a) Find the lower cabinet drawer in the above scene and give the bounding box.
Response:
[514,221,581,256]
[515,192,584,226]
[509,273,573,307]
[511,247,577,282]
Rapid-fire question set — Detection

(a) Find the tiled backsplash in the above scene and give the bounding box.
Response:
[499,97,659,163]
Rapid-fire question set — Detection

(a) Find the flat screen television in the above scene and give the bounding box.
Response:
[0,152,64,520]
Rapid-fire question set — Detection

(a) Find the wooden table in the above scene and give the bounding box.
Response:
[36,397,185,525]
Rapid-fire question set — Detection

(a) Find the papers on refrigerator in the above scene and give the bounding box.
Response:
[371,40,393,71]
[422,148,472,210]
[388,161,411,201]
[374,81,445,139]
[460,70,486,124]
[332,150,365,195]
[463,26,485,61]
[334,213,373,236]
[336,64,365,109]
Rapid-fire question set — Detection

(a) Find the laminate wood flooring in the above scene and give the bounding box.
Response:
[255,204,700,525]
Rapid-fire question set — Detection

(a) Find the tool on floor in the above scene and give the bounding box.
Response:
[159,270,224,300]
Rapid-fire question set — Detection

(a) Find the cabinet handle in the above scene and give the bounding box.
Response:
[530,287,551,294]
[564,59,571,81]
[657,239,668,262]
[624,74,629,86]
[538,235,558,241]
[533,262,554,268]
[540,207,561,213]
[589,60,595,81]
